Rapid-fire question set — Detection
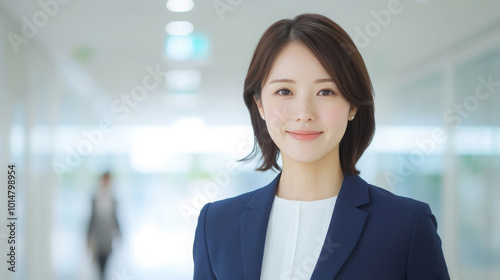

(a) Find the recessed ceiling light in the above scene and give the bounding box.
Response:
[164,34,210,61]
[165,21,194,36]
[165,69,201,90]
[166,0,194,12]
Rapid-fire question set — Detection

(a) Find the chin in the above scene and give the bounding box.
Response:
[282,152,327,164]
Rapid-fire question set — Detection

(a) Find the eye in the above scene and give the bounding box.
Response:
[275,88,292,96]
[317,89,335,96]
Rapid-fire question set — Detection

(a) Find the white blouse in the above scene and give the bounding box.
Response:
[260,195,338,280]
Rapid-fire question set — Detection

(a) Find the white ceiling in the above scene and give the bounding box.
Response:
[1,0,500,126]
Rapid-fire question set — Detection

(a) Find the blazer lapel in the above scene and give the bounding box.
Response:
[240,172,281,280]
[311,175,370,279]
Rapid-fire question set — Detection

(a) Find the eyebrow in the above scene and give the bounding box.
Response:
[267,78,334,85]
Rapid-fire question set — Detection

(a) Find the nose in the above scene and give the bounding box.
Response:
[292,95,316,122]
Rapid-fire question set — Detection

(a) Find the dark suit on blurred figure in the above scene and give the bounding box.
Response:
[87,172,121,280]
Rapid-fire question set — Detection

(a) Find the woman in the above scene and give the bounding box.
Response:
[193,13,450,279]
[87,171,121,280]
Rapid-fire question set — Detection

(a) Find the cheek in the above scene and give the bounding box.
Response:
[320,104,350,128]
[265,103,290,128]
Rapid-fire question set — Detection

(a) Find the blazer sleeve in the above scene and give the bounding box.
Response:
[193,203,216,280]
[406,202,450,280]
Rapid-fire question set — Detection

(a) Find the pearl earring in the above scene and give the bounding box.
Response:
[350,115,355,120]
[261,115,265,120]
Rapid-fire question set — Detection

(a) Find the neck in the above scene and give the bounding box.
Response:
[276,151,344,201]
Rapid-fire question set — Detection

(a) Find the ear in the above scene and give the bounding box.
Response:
[349,105,358,120]
[254,96,264,116]
[349,105,357,115]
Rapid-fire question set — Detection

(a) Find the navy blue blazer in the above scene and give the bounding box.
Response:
[193,172,450,279]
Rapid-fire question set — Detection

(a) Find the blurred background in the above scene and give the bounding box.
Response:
[0,0,499,279]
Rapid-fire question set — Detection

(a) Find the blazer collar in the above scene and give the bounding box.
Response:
[310,173,370,279]
[240,171,371,280]
[240,172,281,280]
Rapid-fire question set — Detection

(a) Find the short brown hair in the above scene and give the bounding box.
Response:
[238,13,375,175]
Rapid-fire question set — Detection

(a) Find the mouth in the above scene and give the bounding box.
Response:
[288,130,322,135]
[287,130,323,141]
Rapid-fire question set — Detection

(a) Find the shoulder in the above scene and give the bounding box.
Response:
[343,178,449,277]
[354,178,442,249]
[201,173,280,221]
[344,175,430,216]
[361,181,437,231]
[202,185,264,226]
[195,185,267,246]
[367,183,425,210]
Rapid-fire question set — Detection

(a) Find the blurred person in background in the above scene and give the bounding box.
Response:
[87,171,121,280]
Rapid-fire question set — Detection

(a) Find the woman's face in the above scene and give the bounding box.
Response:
[255,41,356,165]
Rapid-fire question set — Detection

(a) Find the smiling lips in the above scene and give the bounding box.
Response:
[287,130,323,141]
